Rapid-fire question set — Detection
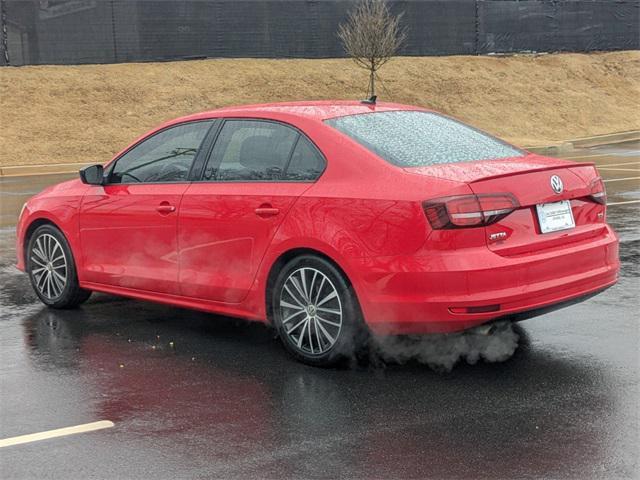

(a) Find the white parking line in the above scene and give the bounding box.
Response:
[0,420,114,448]
[561,153,614,159]
[563,150,640,159]
[607,200,640,206]
[597,168,640,172]
[603,177,640,183]
[596,161,640,168]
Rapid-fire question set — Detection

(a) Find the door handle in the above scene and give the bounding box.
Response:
[255,205,280,218]
[156,202,176,215]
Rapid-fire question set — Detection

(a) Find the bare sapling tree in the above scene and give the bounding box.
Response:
[338,0,406,101]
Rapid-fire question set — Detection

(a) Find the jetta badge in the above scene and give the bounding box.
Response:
[550,175,563,194]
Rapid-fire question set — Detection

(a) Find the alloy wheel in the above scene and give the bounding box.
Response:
[279,267,343,355]
[30,233,68,300]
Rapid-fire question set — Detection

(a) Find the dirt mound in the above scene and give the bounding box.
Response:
[0,51,638,167]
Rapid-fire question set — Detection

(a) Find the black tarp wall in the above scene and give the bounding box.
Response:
[1,0,638,66]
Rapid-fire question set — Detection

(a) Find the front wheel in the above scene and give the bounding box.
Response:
[27,224,91,309]
[272,255,365,367]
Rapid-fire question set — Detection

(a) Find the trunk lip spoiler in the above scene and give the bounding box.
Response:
[466,160,596,183]
[402,159,596,183]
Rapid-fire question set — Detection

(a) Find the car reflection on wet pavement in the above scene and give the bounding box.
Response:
[1,143,638,479]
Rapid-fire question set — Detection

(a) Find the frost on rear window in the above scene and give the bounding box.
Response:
[325,111,524,167]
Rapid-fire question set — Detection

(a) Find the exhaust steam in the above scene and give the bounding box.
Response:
[366,321,520,372]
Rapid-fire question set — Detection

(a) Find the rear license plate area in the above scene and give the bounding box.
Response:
[536,200,575,234]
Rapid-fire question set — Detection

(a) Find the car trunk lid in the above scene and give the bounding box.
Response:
[405,154,607,255]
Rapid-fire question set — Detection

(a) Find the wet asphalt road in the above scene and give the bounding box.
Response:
[0,143,639,479]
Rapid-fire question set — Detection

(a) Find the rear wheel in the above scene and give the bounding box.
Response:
[27,225,91,309]
[272,255,364,367]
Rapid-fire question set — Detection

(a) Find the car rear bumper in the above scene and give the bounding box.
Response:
[354,225,619,335]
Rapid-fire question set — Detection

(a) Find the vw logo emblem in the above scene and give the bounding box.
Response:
[550,175,563,194]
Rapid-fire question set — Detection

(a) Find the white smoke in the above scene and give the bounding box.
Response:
[367,321,520,372]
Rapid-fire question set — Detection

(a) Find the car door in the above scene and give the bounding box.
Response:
[79,120,214,294]
[178,119,326,303]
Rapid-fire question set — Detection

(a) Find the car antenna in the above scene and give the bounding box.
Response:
[361,95,377,105]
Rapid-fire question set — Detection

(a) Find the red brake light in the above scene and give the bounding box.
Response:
[423,193,519,229]
[588,177,607,205]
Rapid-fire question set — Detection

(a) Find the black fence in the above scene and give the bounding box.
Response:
[1,0,638,66]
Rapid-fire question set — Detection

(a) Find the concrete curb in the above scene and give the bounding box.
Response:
[1,130,639,177]
[0,162,93,177]
[524,130,640,156]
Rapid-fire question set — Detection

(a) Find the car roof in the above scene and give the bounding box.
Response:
[169,100,427,125]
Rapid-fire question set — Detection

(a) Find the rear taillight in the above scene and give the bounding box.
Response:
[588,177,607,205]
[423,193,519,229]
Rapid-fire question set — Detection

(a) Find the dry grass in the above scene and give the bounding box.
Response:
[0,51,639,167]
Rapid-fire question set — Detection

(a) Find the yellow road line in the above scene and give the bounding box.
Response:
[0,421,114,448]
[603,177,640,183]
[607,200,640,206]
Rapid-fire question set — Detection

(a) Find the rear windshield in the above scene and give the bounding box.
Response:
[324,110,524,167]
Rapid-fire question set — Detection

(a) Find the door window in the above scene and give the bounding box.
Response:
[110,121,212,184]
[204,120,298,181]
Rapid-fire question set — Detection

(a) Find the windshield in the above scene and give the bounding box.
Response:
[325,110,524,167]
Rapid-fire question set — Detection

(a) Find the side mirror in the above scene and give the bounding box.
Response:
[79,165,104,185]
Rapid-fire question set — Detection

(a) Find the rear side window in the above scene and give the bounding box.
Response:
[110,121,212,183]
[325,111,523,167]
[284,136,325,181]
[204,120,298,181]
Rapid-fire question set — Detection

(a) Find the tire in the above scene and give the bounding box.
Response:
[271,254,365,367]
[26,224,91,309]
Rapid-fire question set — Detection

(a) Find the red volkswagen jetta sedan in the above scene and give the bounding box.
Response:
[16,101,619,366]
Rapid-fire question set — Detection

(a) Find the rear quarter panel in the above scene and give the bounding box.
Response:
[249,123,473,319]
